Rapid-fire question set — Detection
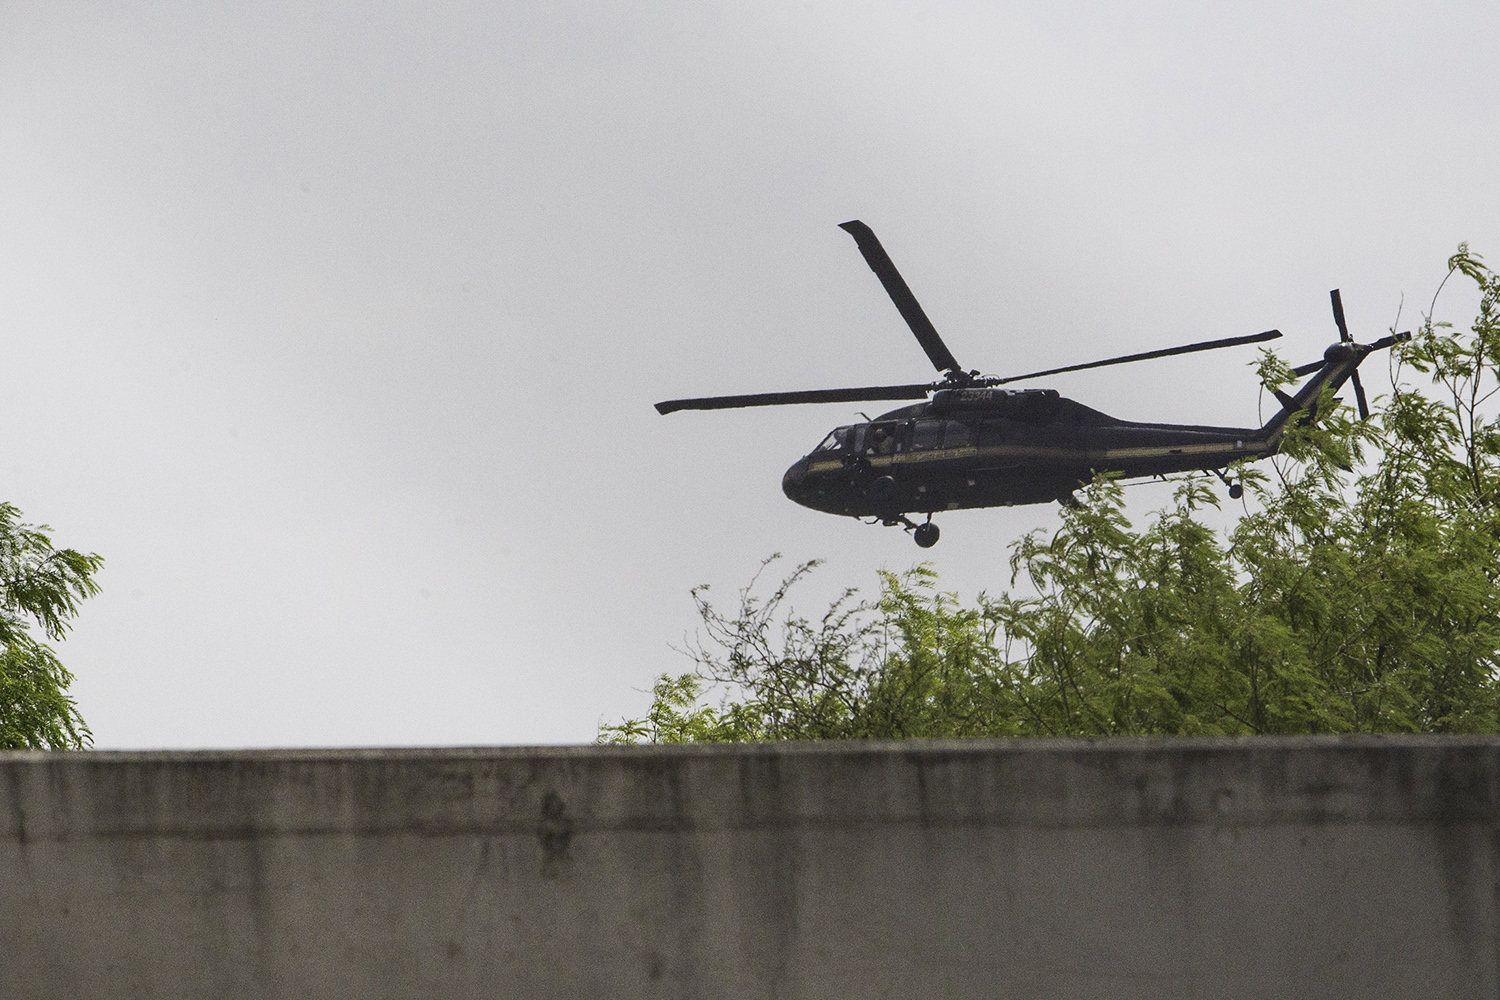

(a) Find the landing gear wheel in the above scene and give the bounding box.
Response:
[914,521,940,548]
[1212,467,1243,500]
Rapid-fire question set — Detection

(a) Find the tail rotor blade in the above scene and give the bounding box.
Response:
[839,221,963,375]
[1351,370,1370,420]
[1330,289,1351,342]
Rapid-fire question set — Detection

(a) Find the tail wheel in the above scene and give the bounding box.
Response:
[914,522,940,548]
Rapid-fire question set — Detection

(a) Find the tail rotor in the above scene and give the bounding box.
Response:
[1283,289,1412,424]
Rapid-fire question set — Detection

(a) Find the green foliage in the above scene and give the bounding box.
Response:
[0,503,102,749]
[603,248,1500,743]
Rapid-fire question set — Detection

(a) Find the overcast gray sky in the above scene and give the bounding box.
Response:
[3,0,1497,747]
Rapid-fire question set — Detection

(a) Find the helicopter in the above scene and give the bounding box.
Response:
[656,220,1409,547]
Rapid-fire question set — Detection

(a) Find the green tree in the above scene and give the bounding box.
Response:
[604,246,1500,743]
[0,503,103,749]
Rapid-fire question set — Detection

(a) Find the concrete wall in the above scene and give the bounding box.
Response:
[2,737,1497,998]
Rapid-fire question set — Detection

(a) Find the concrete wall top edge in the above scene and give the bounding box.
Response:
[6,732,1499,763]
[4,736,1498,845]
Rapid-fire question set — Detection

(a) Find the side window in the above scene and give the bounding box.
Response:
[943,421,972,448]
[911,420,944,452]
[862,422,905,456]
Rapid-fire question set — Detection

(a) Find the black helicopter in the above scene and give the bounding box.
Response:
[656,221,1408,547]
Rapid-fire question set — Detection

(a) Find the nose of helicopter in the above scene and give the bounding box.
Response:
[782,457,810,502]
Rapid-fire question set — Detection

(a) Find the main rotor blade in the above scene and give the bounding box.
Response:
[988,330,1283,386]
[655,383,932,415]
[1330,288,1350,342]
[839,220,962,375]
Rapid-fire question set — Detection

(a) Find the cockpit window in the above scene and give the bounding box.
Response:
[815,427,849,452]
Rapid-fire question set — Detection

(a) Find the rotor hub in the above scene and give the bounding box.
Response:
[1323,341,1360,365]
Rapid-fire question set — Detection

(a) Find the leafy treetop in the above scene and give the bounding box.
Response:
[0,503,103,750]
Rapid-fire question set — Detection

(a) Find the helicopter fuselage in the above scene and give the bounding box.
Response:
[780,387,1273,518]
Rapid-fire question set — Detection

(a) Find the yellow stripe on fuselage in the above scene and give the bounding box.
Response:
[807,438,1269,474]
